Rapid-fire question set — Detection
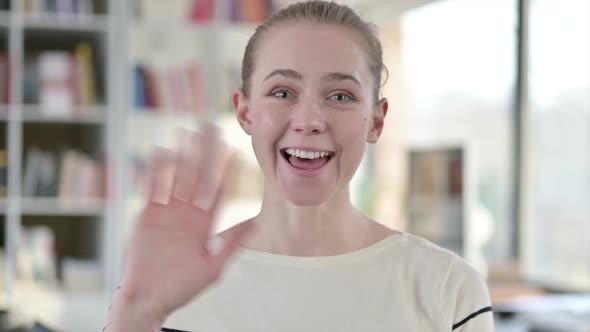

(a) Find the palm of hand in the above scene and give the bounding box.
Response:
[120,128,254,319]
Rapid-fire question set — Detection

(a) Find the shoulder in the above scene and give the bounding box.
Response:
[393,233,493,329]
[408,236,493,332]
[383,233,485,301]
[394,232,458,275]
[396,232,490,297]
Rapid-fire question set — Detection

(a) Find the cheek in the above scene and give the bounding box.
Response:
[334,113,369,165]
[252,107,286,138]
[250,107,287,158]
[332,112,369,142]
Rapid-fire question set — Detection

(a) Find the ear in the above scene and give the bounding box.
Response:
[366,97,388,144]
[233,89,252,136]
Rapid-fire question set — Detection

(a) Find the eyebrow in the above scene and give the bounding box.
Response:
[322,72,361,86]
[264,69,302,81]
[263,69,361,86]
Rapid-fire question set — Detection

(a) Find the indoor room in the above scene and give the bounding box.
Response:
[0,0,588,331]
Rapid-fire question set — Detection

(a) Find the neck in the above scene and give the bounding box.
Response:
[243,187,374,256]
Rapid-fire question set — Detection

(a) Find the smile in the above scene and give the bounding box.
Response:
[280,148,334,174]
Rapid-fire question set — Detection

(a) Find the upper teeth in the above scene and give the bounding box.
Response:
[285,149,331,159]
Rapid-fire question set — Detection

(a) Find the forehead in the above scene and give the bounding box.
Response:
[253,23,372,84]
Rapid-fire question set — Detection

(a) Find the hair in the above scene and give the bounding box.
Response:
[240,0,387,104]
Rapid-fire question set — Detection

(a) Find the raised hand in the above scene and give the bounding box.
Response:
[108,126,255,330]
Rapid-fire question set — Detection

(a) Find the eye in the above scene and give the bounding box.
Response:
[329,93,353,103]
[272,89,293,99]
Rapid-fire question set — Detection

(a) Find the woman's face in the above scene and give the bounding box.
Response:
[234,23,387,206]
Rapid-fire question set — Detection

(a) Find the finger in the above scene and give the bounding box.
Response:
[206,152,238,217]
[195,151,238,239]
[146,147,175,205]
[171,128,202,203]
[209,221,256,273]
[191,125,228,210]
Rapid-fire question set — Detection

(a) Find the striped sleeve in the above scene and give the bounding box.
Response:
[441,256,495,331]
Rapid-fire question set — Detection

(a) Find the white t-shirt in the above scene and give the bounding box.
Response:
[162,232,494,332]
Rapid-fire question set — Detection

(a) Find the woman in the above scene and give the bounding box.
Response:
[106,1,494,331]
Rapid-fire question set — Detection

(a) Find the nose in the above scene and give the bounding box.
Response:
[289,98,327,135]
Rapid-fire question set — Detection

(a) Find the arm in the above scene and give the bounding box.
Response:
[441,256,495,331]
[104,286,194,332]
[105,287,165,332]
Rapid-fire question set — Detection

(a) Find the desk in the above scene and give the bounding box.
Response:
[494,294,590,332]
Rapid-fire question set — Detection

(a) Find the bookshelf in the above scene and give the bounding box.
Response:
[119,0,269,265]
[0,0,120,330]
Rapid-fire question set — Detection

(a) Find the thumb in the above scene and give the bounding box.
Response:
[210,221,256,273]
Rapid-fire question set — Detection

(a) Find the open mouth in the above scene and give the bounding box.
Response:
[280,148,334,170]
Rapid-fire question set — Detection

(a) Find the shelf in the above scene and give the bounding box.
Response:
[12,280,107,331]
[130,107,206,116]
[1,0,114,326]
[21,105,107,124]
[128,109,206,127]
[20,197,105,217]
[21,12,109,33]
[0,198,104,216]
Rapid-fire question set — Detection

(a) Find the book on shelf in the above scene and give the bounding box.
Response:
[132,62,208,114]
[0,52,12,105]
[17,225,58,286]
[74,42,97,106]
[23,146,104,200]
[27,42,98,116]
[137,0,273,24]
[37,51,76,116]
[22,0,94,16]
[23,55,39,105]
[230,0,272,23]
[23,146,59,197]
[187,0,214,23]
[229,0,276,23]
[56,149,104,200]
